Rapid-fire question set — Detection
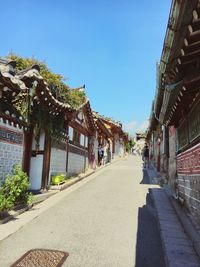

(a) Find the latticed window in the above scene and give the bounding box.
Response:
[73,130,80,144]
[177,100,200,152]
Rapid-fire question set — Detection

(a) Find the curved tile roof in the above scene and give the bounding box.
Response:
[0,58,89,116]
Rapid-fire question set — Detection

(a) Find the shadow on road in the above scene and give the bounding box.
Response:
[135,189,166,267]
[140,169,151,184]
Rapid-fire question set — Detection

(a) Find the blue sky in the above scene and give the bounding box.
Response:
[1,0,171,136]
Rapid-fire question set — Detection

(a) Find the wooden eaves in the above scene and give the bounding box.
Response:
[155,0,200,127]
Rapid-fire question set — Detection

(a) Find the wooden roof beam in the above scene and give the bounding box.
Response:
[177,56,197,67]
[182,40,200,54]
[183,75,200,89]
[186,30,200,44]
[188,19,200,33]
[192,9,200,21]
[178,49,200,64]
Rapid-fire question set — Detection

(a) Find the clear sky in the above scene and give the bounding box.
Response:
[1,0,171,136]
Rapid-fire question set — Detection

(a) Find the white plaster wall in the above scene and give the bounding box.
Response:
[115,140,121,157]
[29,155,43,190]
[29,131,45,190]
[119,143,125,157]
[113,139,125,161]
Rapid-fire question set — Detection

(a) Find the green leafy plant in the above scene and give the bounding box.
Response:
[125,138,136,152]
[0,165,33,212]
[7,53,86,107]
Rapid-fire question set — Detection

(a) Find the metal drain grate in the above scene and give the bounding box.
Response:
[10,249,69,267]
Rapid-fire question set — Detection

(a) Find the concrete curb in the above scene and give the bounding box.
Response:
[0,205,32,225]
[0,171,97,225]
[170,197,200,259]
[146,168,200,267]
[151,188,200,267]
[48,157,124,192]
[49,170,96,191]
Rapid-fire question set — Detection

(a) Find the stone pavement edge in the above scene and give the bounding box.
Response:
[146,167,200,267]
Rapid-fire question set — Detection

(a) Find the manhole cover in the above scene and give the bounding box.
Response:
[10,249,69,267]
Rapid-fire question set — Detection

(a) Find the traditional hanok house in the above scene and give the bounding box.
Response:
[0,58,74,190]
[147,89,169,176]
[135,132,146,156]
[150,0,200,220]
[0,57,96,191]
[97,115,127,161]
[92,111,113,165]
[67,100,97,175]
[135,132,146,142]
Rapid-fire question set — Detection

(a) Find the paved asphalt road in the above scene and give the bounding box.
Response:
[0,156,165,267]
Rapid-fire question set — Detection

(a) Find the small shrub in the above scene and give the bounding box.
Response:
[0,165,33,212]
[0,189,14,211]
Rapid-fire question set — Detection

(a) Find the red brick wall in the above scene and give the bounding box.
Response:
[177,143,200,219]
[177,143,200,175]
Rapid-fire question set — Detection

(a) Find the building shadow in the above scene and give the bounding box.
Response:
[135,189,166,267]
[140,169,151,184]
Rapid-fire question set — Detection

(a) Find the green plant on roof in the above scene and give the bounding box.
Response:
[7,53,86,108]
[7,53,86,145]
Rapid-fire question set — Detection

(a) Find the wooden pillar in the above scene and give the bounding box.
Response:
[66,123,69,173]
[157,143,161,172]
[84,135,86,172]
[41,130,51,189]
[112,138,115,159]
[22,127,33,176]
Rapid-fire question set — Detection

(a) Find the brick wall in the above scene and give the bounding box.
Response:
[49,147,67,182]
[0,122,23,185]
[177,142,200,219]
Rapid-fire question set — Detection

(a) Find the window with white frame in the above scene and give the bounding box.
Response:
[68,126,73,141]
[80,134,85,146]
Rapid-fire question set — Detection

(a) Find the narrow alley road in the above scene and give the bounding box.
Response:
[0,156,165,267]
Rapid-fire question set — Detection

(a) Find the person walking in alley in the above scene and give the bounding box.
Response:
[143,143,149,168]
[98,144,104,166]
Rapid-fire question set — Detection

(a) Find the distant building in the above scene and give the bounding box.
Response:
[135,132,146,155]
